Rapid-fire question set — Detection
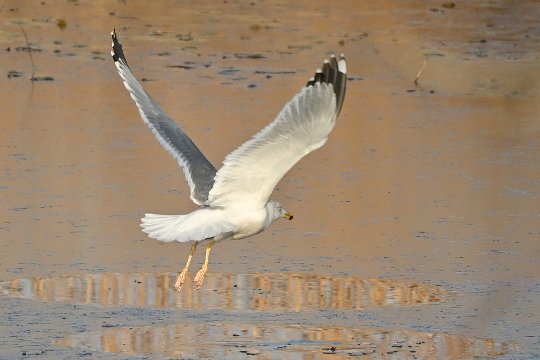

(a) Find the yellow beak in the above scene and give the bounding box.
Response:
[283,212,293,220]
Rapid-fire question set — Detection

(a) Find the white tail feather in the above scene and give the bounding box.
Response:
[140,209,234,243]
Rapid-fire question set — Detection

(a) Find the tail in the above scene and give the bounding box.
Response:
[140,209,234,243]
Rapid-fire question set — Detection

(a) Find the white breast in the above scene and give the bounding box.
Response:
[227,206,268,239]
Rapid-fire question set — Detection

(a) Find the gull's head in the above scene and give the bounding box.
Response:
[267,200,293,222]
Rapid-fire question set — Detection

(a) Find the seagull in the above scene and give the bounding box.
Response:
[110,29,347,290]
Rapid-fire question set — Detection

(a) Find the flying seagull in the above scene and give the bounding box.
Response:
[110,29,346,290]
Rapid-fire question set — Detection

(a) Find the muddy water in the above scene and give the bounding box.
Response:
[54,323,513,359]
[1,0,539,359]
[0,272,445,310]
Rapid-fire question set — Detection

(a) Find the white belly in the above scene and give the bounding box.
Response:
[226,206,268,239]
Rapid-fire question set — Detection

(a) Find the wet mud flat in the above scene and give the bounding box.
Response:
[1,0,539,359]
[1,272,515,358]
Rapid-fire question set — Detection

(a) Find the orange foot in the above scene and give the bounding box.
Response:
[175,267,189,291]
[193,265,208,289]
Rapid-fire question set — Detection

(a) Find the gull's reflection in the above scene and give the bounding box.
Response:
[1,272,444,311]
[55,323,513,359]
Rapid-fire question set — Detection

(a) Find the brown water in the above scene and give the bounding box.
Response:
[54,323,513,359]
[0,272,445,310]
[1,0,539,358]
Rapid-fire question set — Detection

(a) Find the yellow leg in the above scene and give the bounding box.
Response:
[174,242,198,291]
[193,239,215,289]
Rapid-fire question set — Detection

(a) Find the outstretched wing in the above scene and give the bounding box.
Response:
[110,29,216,205]
[207,54,347,208]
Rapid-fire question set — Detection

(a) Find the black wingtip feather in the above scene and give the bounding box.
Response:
[314,69,323,83]
[321,60,330,83]
[329,55,339,85]
[111,28,130,69]
[306,53,347,116]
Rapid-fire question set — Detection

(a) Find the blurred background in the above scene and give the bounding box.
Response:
[1,0,539,358]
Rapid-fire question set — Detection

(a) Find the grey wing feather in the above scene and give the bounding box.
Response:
[207,53,347,208]
[110,29,216,205]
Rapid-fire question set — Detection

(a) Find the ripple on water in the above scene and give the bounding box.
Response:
[54,322,515,359]
[0,272,444,311]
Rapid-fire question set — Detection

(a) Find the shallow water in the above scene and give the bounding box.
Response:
[55,323,513,359]
[0,272,444,310]
[2,273,517,359]
[1,0,539,358]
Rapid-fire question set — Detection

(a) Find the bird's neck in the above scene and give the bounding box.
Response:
[263,202,277,229]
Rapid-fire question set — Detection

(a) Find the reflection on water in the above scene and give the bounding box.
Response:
[54,323,513,359]
[0,272,444,311]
